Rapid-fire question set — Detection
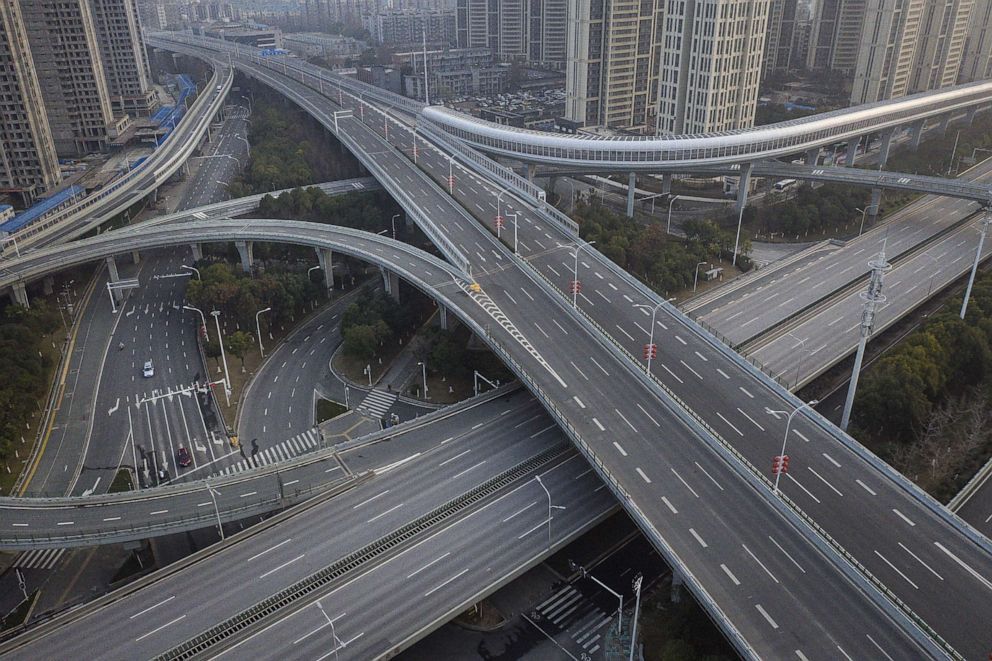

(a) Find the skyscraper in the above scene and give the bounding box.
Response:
[960,0,992,81]
[22,0,120,157]
[764,0,798,78]
[0,2,61,203]
[851,0,971,104]
[806,0,865,73]
[455,0,567,66]
[657,0,770,134]
[565,0,664,130]
[92,0,158,116]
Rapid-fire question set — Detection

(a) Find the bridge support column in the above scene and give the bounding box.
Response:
[846,137,860,166]
[804,147,819,166]
[190,243,203,262]
[316,247,335,292]
[966,107,978,126]
[735,163,752,216]
[661,173,672,195]
[381,268,400,302]
[234,241,254,274]
[437,304,449,330]
[131,250,141,265]
[939,114,951,135]
[404,211,414,232]
[909,119,925,150]
[626,172,636,218]
[106,256,123,304]
[42,276,54,296]
[878,128,895,168]
[869,188,881,223]
[526,164,536,183]
[670,570,684,603]
[9,282,29,308]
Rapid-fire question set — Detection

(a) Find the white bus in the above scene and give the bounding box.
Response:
[774,179,798,192]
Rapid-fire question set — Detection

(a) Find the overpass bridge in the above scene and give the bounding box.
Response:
[14,32,990,658]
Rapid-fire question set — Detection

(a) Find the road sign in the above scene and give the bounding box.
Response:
[643,343,657,360]
[570,280,581,295]
[772,454,790,475]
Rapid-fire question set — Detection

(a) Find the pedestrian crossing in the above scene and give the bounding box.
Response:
[13,548,66,571]
[216,428,320,476]
[532,584,612,656]
[356,388,397,419]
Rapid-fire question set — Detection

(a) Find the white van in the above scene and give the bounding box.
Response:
[143,360,154,378]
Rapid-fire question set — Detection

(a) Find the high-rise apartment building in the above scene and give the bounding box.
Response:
[764,0,798,77]
[960,0,992,80]
[565,0,664,130]
[455,0,567,67]
[0,2,61,203]
[22,0,120,157]
[92,0,158,116]
[657,0,769,134]
[364,8,457,48]
[851,0,971,104]
[806,0,865,73]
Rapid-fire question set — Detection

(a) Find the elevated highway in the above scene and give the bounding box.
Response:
[2,61,234,255]
[56,33,992,658]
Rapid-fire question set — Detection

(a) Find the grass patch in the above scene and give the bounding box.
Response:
[315,398,347,424]
[108,469,134,493]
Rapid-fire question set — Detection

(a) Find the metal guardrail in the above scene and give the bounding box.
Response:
[155,442,571,660]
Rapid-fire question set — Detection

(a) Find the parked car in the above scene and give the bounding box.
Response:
[176,446,192,468]
[143,360,154,377]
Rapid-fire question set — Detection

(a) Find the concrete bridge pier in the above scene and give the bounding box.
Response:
[966,107,978,126]
[316,247,335,292]
[910,119,925,150]
[43,276,54,296]
[846,137,860,166]
[878,128,895,167]
[437,304,449,330]
[106,256,123,304]
[670,570,684,603]
[939,114,952,135]
[626,172,636,218]
[804,147,819,165]
[869,188,882,222]
[190,243,203,262]
[404,211,414,232]
[526,164,536,183]
[8,282,29,308]
[131,250,141,265]
[661,173,672,196]
[380,267,401,302]
[735,163,752,216]
[235,241,254,274]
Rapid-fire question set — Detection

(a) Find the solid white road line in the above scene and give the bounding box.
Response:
[352,490,390,509]
[671,468,700,498]
[933,541,992,592]
[135,614,186,642]
[754,604,778,629]
[247,538,293,563]
[873,550,919,589]
[367,503,404,524]
[807,466,843,497]
[768,535,806,574]
[897,542,943,581]
[407,552,451,579]
[891,509,915,526]
[129,595,176,619]
[720,564,740,585]
[742,544,779,584]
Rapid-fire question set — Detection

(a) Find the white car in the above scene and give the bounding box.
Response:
[143,360,154,378]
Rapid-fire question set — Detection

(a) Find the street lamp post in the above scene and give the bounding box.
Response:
[629,574,643,661]
[569,560,623,635]
[391,213,400,240]
[534,475,566,552]
[236,134,251,157]
[181,264,200,280]
[240,94,252,114]
[667,195,682,234]
[855,205,877,236]
[785,331,809,390]
[921,253,940,297]
[562,239,596,308]
[633,301,664,374]
[417,361,428,399]
[315,601,340,661]
[205,481,224,540]
[765,400,819,493]
[506,212,519,254]
[255,307,272,358]
[211,310,232,406]
[693,261,707,292]
[364,364,372,387]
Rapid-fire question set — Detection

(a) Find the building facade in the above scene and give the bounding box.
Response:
[657,0,769,134]
[92,0,158,116]
[0,2,61,203]
[397,47,508,99]
[364,9,457,48]
[806,0,865,73]
[960,0,992,80]
[763,0,798,77]
[22,0,120,157]
[455,0,566,66]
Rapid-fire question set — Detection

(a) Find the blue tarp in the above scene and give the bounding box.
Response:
[158,74,197,141]
[1,185,85,234]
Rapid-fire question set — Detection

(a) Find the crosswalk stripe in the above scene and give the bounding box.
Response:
[537,587,574,611]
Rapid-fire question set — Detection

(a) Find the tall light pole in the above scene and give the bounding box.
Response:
[211,310,232,407]
[181,264,200,280]
[855,205,877,236]
[784,331,809,390]
[205,481,224,540]
[240,94,252,114]
[765,399,819,493]
[534,475,566,552]
[629,574,643,661]
[561,239,596,308]
[841,245,891,430]
[961,209,991,319]
[316,601,340,661]
[693,261,707,292]
[447,154,455,194]
[391,213,400,240]
[255,307,271,358]
[417,361,428,399]
[921,252,940,297]
[667,195,682,234]
[236,134,251,157]
[506,212,519,254]
[633,302,664,374]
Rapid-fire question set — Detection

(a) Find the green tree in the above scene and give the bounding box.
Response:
[343,324,379,360]
[225,331,254,367]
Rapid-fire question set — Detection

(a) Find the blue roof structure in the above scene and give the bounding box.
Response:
[1,185,85,234]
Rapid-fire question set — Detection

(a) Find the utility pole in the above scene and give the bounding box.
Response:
[960,209,991,320]
[422,28,430,106]
[841,243,891,430]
